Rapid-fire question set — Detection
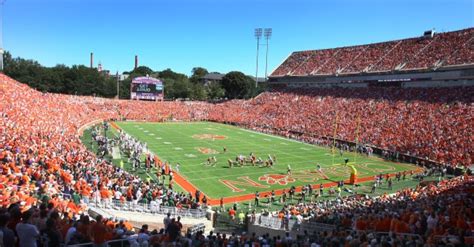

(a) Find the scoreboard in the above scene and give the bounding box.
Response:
[131,83,162,94]
[130,76,164,101]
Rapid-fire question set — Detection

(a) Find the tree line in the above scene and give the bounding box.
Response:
[3,52,267,100]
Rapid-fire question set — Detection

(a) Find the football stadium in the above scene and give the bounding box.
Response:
[1,1,473,247]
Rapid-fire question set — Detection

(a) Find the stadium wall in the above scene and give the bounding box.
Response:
[403,79,473,88]
[269,67,474,89]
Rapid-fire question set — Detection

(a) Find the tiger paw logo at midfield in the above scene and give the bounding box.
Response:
[259,174,296,185]
[192,134,227,140]
[195,147,219,154]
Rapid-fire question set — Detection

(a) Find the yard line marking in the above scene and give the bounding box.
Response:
[163,142,172,145]
[138,123,340,166]
[174,147,183,150]
[184,154,197,158]
[238,127,326,151]
[166,155,344,168]
[185,167,332,181]
[182,160,409,179]
[116,122,417,194]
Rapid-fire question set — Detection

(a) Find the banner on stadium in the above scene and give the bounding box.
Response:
[130,76,164,101]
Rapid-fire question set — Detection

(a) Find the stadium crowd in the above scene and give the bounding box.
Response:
[208,87,473,167]
[271,51,314,77]
[263,175,473,246]
[316,46,367,75]
[405,28,474,69]
[2,175,471,246]
[0,74,206,246]
[1,67,473,247]
[271,28,474,76]
[291,49,336,76]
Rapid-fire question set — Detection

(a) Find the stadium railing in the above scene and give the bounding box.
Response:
[255,215,336,233]
[186,222,206,235]
[88,199,207,219]
[433,234,474,245]
[60,238,130,247]
[255,215,296,231]
[351,230,423,238]
[299,220,336,233]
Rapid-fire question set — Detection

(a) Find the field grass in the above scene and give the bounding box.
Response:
[113,121,420,200]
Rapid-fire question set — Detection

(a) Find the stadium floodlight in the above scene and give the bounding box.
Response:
[264,28,272,39]
[264,28,272,80]
[254,28,263,87]
[255,28,263,39]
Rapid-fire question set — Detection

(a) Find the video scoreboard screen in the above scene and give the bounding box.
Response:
[130,76,163,100]
[131,83,161,94]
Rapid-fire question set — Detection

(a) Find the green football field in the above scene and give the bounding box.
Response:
[114,121,419,199]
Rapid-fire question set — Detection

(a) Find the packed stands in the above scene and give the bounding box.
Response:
[291,49,337,76]
[316,45,367,75]
[0,74,207,243]
[370,38,430,72]
[271,28,474,76]
[208,87,473,167]
[405,29,474,69]
[1,68,473,246]
[271,51,313,77]
[252,175,473,246]
[344,41,395,73]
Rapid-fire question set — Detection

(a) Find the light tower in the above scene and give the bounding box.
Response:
[0,0,6,71]
[254,28,262,88]
[264,28,272,80]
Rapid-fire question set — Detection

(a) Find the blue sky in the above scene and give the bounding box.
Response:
[3,0,473,76]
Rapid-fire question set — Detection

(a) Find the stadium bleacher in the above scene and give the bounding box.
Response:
[271,28,474,76]
[208,87,473,167]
